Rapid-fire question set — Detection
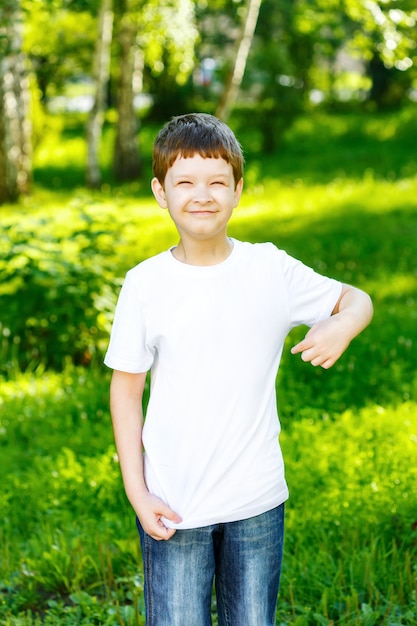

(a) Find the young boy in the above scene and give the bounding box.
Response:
[104,113,373,626]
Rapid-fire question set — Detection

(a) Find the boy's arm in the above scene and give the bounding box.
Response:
[110,370,182,540]
[291,284,373,369]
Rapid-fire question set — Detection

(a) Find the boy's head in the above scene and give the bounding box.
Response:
[152,113,244,188]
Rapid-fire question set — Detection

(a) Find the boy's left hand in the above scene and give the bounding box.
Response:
[291,315,351,370]
[291,284,373,369]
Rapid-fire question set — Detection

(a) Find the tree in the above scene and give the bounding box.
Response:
[113,0,141,182]
[233,0,312,152]
[86,0,114,188]
[215,0,262,121]
[112,0,198,182]
[0,0,31,204]
[346,0,417,108]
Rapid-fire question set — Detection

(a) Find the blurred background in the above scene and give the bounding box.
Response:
[1,1,416,624]
[1,0,417,200]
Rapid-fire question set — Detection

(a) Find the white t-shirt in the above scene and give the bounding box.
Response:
[104,239,342,529]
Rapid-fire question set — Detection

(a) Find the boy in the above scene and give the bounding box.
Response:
[104,113,373,626]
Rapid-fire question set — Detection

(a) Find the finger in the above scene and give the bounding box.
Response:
[320,361,332,370]
[144,515,178,541]
[320,356,337,370]
[156,511,179,540]
[297,347,318,364]
[309,348,337,366]
[310,356,322,367]
[159,504,182,524]
[151,524,177,541]
[291,340,307,355]
[160,527,177,540]
[291,331,316,354]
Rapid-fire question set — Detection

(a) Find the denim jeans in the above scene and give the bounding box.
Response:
[136,503,285,626]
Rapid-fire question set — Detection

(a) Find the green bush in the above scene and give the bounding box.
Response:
[0,204,116,372]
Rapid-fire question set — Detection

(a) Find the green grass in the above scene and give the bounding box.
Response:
[1,108,416,624]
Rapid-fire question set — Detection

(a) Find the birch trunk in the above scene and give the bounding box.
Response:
[86,0,114,189]
[113,15,141,182]
[0,0,31,204]
[215,0,262,122]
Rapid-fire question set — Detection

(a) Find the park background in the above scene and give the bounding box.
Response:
[1,0,416,624]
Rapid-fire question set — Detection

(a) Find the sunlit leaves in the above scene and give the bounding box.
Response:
[290,0,416,96]
[22,5,97,96]
[346,0,416,68]
[138,0,198,83]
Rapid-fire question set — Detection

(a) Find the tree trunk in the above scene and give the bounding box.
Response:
[215,0,262,122]
[86,0,114,189]
[113,15,141,182]
[0,0,31,204]
[367,52,399,109]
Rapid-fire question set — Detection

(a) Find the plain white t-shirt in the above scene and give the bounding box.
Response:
[104,239,342,529]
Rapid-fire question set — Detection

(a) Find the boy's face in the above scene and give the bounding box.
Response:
[151,153,243,244]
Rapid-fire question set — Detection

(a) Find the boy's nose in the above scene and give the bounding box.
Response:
[193,184,212,202]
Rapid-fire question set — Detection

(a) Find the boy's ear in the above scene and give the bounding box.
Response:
[233,178,243,207]
[151,177,168,208]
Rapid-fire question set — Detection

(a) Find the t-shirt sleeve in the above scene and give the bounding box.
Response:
[104,270,155,373]
[279,248,343,328]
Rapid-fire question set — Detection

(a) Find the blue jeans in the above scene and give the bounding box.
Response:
[137,504,285,626]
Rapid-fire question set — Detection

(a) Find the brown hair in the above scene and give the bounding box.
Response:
[152,113,244,187]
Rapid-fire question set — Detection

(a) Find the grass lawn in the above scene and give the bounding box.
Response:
[0,107,416,624]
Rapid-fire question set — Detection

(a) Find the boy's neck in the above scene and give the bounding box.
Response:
[172,236,233,266]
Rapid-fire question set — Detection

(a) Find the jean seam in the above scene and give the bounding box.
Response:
[143,533,154,625]
[216,579,231,626]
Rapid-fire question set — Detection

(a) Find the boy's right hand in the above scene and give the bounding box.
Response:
[136,492,182,541]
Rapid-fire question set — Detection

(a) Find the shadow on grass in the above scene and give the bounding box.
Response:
[33,116,155,195]
[33,108,417,191]
[34,164,88,190]
[242,108,417,185]
[33,162,155,196]
[231,200,417,281]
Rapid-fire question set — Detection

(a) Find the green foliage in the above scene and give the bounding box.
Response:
[0,371,416,624]
[21,0,198,109]
[0,182,179,375]
[139,0,197,84]
[0,201,116,372]
[278,403,417,625]
[22,3,97,100]
[0,109,416,623]
[0,369,146,624]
